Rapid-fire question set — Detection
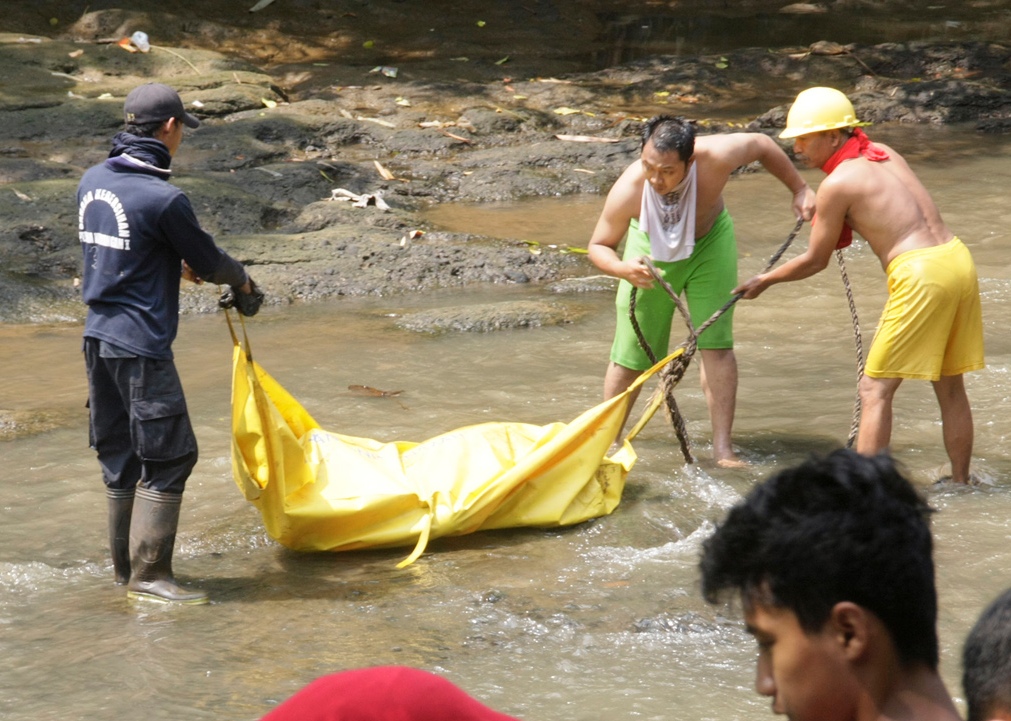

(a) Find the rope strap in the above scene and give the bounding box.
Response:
[835,249,865,447]
[627,218,805,462]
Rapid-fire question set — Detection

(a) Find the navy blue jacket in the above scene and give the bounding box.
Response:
[78,133,247,360]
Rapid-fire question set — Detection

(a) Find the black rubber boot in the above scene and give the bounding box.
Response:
[106,487,135,585]
[126,487,209,605]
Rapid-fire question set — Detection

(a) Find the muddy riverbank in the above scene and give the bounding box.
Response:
[4,0,1011,325]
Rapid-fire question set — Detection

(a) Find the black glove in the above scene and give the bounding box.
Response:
[219,279,265,317]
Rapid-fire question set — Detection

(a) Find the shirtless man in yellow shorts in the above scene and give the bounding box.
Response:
[588,115,815,467]
[735,87,984,483]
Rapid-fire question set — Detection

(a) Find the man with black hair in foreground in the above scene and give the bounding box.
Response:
[699,449,961,721]
[963,587,1011,721]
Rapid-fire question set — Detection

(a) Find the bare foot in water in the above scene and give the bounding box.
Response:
[715,455,749,469]
[933,473,988,487]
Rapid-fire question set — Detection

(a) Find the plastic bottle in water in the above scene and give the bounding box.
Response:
[131,31,150,52]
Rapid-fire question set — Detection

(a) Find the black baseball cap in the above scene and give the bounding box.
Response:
[124,83,200,128]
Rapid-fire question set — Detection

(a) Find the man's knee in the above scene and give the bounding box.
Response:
[605,361,643,394]
[699,348,737,369]
[932,373,967,399]
[859,374,903,407]
[142,450,198,495]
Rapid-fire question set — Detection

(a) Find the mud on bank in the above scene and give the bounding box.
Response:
[4,2,1011,326]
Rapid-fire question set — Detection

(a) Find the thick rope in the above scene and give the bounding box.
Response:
[223,305,254,361]
[628,218,805,462]
[628,267,696,461]
[835,249,865,447]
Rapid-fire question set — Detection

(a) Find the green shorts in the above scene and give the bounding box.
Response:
[610,209,737,370]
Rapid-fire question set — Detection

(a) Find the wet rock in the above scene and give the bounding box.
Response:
[220,161,335,209]
[380,127,473,155]
[6,11,1011,324]
[779,3,829,14]
[458,106,522,135]
[1,98,122,143]
[808,41,851,55]
[187,79,283,117]
[975,116,1011,132]
[395,300,579,333]
[546,276,618,294]
[749,42,1011,134]
[504,269,530,283]
[193,229,587,308]
[0,273,81,324]
[170,175,294,236]
[0,178,80,278]
[289,192,401,233]
[0,408,80,440]
[0,157,79,184]
[457,167,607,202]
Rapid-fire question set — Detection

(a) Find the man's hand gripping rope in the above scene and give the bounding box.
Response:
[219,279,265,317]
[628,218,805,463]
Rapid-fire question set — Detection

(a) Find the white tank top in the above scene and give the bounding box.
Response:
[638,162,697,262]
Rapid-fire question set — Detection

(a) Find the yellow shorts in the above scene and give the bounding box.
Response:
[865,237,984,381]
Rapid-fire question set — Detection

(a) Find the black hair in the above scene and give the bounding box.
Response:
[963,587,1011,721]
[124,120,166,138]
[640,115,695,163]
[699,449,939,668]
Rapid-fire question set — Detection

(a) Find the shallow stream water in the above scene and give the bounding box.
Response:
[2,125,1011,720]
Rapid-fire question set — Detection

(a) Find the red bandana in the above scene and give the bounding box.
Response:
[816,128,889,248]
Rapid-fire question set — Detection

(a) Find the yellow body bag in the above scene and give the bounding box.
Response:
[230,330,678,567]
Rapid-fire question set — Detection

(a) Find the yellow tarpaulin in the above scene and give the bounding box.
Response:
[229,329,680,566]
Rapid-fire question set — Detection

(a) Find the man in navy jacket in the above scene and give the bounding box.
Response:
[79,83,262,605]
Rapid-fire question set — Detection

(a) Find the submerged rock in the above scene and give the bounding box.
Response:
[0,408,81,440]
[395,300,579,333]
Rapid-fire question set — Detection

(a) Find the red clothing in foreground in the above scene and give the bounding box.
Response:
[260,666,521,721]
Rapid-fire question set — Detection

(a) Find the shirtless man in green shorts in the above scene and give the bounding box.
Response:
[734,87,984,483]
[588,115,815,467]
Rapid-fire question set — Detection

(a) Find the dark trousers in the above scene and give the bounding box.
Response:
[84,338,198,495]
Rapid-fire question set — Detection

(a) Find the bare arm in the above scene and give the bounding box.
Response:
[587,163,655,289]
[704,133,816,220]
[735,179,846,298]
